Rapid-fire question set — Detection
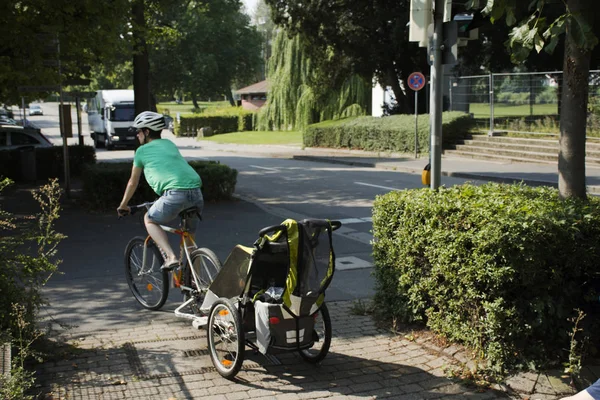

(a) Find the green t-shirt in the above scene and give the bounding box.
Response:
[133,139,201,195]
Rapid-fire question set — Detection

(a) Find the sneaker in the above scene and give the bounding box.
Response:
[161,260,179,272]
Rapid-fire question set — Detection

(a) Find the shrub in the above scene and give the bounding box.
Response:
[80,161,238,211]
[372,183,600,372]
[303,112,474,152]
[0,178,64,398]
[0,145,96,182]
[176,107,255,136]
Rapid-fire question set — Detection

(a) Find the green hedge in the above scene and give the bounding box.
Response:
[372,183,600,371]
[0,145,96,182]
[303,112,474,152]
[176,107,255,137]
[80,160,238,211]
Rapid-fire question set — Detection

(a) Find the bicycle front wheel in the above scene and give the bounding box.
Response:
[124,237,169,310]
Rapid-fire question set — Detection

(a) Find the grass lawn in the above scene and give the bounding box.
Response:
[198,131,302,145]
[157,101,230,116]
[469,103,558,118]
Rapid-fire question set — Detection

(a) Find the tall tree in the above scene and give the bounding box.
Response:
[257,30,369,131]
[265,0,428,114]
[150,0,262,108]
[480,0,598,199]
[132,0,153,113]
[0,0,129,105]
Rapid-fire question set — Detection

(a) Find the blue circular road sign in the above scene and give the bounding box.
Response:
[408,72,426,91]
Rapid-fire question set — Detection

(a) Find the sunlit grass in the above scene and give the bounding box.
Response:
[157,101,230,116]
[198,130,302,145]
[469,103,558,118]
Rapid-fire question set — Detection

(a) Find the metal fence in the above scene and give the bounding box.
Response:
[448,70,600,137]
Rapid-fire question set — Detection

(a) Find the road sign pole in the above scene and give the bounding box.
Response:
[57,36,71,198]
[429,0,445,190]
[415,91,419,158]
[76,97,83,146]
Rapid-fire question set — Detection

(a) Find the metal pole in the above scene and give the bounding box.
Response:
[57,35,71,197]
[21,97,25,125]
[415,91,419,158]
[489,72,495,136]
[76,97,83,146]
[429,0,444,190]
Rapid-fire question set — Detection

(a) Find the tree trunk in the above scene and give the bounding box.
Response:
[226,89,235,106]
[387,68,410,114]
[132,0,151,115]
[191,93,199,110]
[558,0,592,200]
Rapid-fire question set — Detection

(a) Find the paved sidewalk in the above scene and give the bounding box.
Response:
[35,301,578,400]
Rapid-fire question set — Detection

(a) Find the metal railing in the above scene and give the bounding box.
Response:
[448,70,600,138]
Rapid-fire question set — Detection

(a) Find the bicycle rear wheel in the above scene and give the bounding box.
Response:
[125,237,169,310]
[183,248,222,313]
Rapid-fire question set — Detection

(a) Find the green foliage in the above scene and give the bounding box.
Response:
[480,0,598,62]
[80,161,238,211]
[150,0,263,102]
[303,112,474,152]
[0,146,96,183]
[0,1,130,104]
[372,183,600,371]
[256,31,369,131]
[265,0,430,113]
[176,107,255,136]
[0,177,64,344]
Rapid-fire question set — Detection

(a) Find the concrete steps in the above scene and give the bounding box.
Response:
[445,135,600,165]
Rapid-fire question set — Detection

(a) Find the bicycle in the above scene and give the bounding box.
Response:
[120,202,222,327]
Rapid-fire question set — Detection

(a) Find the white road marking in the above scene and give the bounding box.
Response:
[338,218,364,224]
[250,165,279,172]
[336,256,373,270]
[354,181,399,191]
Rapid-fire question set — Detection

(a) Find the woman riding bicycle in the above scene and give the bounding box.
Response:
[117,111,203,271]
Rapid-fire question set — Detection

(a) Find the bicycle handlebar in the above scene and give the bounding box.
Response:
[118,202,155,218]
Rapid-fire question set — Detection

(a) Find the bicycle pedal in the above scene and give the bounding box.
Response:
[192,316,208,329]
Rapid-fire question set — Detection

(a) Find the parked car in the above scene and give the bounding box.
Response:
[28,104,43,116]
[0,125,53,150]
[0,115,17,125]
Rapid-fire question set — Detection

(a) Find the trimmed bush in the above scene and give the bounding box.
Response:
[176,107,255,136]
[81,160,238,211]
[372,183,600,371]
[303,112,474,152]
[0,145,96,182]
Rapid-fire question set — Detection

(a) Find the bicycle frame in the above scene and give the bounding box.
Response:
[138,223,206,322]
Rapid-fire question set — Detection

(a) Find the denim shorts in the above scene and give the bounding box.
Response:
[147,188,204,230]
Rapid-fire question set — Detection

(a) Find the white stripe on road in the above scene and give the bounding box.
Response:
[354,181,399,191]
[250,165,279,172]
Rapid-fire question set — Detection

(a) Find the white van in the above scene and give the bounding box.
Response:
[87,90,136,150]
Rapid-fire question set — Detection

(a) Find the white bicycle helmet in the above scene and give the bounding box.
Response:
[131,111,166,131]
